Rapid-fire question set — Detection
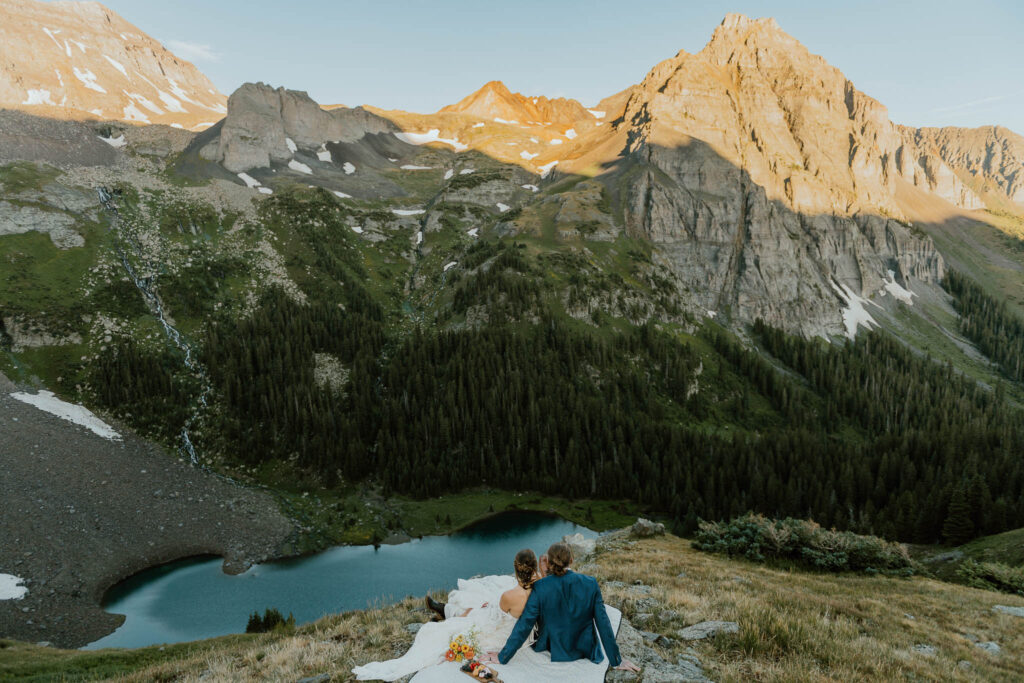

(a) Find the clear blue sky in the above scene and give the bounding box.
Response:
[84,0,1024,132]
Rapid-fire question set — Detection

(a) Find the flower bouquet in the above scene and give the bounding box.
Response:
[445,631,478,663]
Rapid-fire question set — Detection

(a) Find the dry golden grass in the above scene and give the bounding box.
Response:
[27,534,1024,682]
[594,535,1024,682]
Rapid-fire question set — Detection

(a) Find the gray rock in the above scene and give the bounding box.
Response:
[912,644,937,657]
[562,532,596,562]
[405,623,423,634]
[957,660,972,671]
[0,201,82,248]
[678,620,739,641]
[631,518,666,538]
[993,605,1024,618]
[976,641,1001,655]
[35,641,52,647]
[295,675,331,683]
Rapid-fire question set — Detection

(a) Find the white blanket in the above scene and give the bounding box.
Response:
[353,575,621,683]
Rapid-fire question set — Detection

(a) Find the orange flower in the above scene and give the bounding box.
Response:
[445,650,455,661]
[466,648,476,659]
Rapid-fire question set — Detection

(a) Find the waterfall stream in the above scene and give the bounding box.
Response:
[97,187,212,466]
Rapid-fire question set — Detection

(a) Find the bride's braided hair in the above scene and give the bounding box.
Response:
[513,549,538,590]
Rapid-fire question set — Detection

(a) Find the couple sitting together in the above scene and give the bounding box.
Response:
[353,542,639,682]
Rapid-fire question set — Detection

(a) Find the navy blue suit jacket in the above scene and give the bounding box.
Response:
[497,571,621,667]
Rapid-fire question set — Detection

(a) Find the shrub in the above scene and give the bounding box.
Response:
[245,608,296,634]
[956,560,1024,596]
[693,513,915,575]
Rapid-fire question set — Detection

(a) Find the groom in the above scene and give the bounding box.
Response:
[485,542,639,672]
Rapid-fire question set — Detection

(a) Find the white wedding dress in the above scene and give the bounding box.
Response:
[352,574,519,681]
[352,574,621,683]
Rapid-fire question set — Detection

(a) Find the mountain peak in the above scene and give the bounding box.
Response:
[439,80,591,127]
[0,0,226,129]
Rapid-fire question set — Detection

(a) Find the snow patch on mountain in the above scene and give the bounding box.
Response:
[103,55,128,78]
[394,129,468,152]
[99,133,126,148]
[0,575,28,601]
[10,390,121,440]
[882,271,915,305]
[831,281,880,339]
[288,159,313,175]
[22,89,54,105]
[73,67,106,93]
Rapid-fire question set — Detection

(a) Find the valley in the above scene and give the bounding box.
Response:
[2,2,1024,678]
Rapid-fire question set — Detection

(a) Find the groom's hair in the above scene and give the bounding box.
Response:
[546,542,573,576]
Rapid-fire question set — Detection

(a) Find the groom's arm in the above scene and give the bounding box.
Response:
[497,589,540,665]
[592,584,622,667]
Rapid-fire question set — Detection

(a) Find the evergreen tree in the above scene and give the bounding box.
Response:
[942,486,975,546]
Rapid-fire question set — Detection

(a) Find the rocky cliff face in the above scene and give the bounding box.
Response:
[901,125,1024,206]
[202,83,398,173]
[595,14,953,336]
[0,0,226,129]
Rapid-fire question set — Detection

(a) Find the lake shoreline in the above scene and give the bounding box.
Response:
[84,512,600,650]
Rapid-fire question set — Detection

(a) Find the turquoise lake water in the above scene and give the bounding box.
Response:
[85,511,594,649]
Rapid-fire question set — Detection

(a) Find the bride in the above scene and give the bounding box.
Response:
[352,549,542,682]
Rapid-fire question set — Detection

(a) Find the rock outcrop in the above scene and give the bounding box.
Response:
[201,83,399,173]
[901,125,1024,206]
[0,0,226,129]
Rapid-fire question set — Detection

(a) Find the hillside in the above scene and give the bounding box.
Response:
[3,530,1023,681]
[5,6,1024,655]
[0,0,226,129]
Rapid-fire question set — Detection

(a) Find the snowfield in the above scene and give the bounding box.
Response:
[522,184,539,193]
[103,55,128,78]
[286,137,298,153]
[99,134,127,148]
[564,128,577,139]
[444,169,454,180]
[401,165,433,170]
[831,280,880,339]
[72,66,106,93]
[343,162,356,175]
[0,574,28,601]
[520,151,538,160]
[496,202,510,212]
[122,103,150,123]
[392,209,425,216]
[883,270,915,305]
[444,261,458,272]
[288,159,313,175]
[538,160,559,178]
[588,110,606,118]
[394,129,468,152]
[317,145,332,162]
[333,190,351,199]
[9,390,121,440]
[22,89,55,105]
[237,172,261,189]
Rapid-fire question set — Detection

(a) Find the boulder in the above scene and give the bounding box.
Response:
[993,605,1024,618]
[562,532,596,562]
[976,641,1001,654]
[912,644,937,657]
[677,620,739,641]
[631,519,666,538]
